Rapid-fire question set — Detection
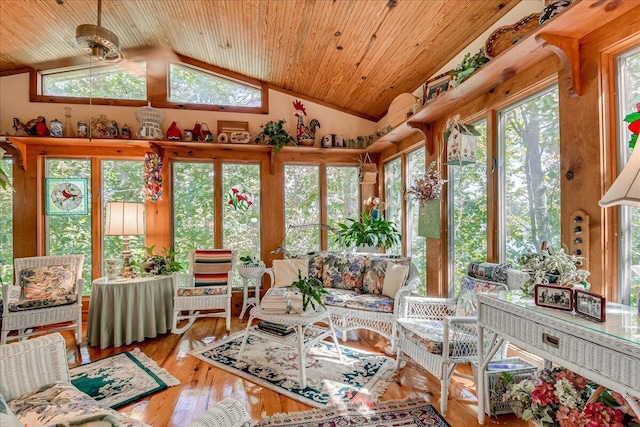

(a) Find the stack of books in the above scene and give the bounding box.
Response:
[260,287,291,314]
[257,320,294,336]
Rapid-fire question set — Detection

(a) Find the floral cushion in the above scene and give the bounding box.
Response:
[8,293,78,312]
[176,285,227,296]
[455,276,505,316]
[20,264,76,301]
[397,318,476,356]
[362,256,411,294]
[322,289,394,313]
[9,381,147,427]
[321,254,365,291]
[300,251,331,280]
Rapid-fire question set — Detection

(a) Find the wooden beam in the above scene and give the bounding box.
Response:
[537,33,581,97]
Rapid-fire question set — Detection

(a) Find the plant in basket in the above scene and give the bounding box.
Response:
[503,367,640,426]
[237,254,265,280]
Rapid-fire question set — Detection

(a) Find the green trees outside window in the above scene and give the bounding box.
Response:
[406,148,427,294]
[500,87,561,264]
[46,159,93,293]
[0,157,13,286]
[173,162,215,268]
[449,120,488,296]
[284,165,320,254]
[326,166,360,251]
[384,157,403,256]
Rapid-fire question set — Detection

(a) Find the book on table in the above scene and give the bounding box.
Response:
[260,287,291,314]
[257,320,294,336]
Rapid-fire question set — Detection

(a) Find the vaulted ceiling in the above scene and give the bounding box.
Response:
[0,0,521,121]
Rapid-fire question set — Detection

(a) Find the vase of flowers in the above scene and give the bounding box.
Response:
[408,161,448,238]
[503,367,640,427]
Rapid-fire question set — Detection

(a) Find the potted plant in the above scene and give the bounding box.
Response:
[336,212,401,252]
[450,48,490,87]
[237,254,265,280]
[518,244,586,295]
[289,270,329,312]
[137,245,184,276]
[254,119,296,152]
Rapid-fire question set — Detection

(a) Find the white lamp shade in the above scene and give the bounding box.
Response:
[599,147,640,208]
[105,202,145,236]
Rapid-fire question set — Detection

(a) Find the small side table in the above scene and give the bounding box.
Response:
[237,263,266,320]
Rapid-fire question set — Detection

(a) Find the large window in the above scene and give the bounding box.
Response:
[102,160,145,275]
[173,162,215,268]
[449,120,488,294]
[384,157,403,255]
[169,63,262,107]
[499,87,560,264]
[0,157,13,286]
[326,166,360,251]
[42,62,146,100]
[284,165,320,254]
[616,46,640,307]
[223,163,261,286]
[46,159,92,293]
[406,148,427,293]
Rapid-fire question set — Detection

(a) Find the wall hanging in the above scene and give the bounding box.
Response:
[408,161,447,238]
[443,114,480,166]
[358,153,378,184]
[143,152,163,203]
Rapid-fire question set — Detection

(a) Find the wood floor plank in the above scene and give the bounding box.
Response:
[56,318,534,426]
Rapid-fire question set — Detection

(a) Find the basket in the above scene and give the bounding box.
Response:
[471,357,537,417]
[237,262,266,280]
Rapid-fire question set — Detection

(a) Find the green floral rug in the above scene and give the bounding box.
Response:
[256,398,451,427]
[191,332,397,408]
[70,348,179,408]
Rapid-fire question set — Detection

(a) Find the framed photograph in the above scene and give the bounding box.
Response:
[45,178,88,215]
[574,290,606,322]
[423,72,453,105]
[534,284,574,311]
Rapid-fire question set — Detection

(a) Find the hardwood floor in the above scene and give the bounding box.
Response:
[58,318,534,427]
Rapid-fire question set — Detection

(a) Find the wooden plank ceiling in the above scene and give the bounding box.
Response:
[0,0,520,121]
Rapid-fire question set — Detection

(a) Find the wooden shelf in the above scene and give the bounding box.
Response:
[364,0,640,153]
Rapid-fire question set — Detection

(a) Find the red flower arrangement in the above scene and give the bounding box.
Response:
[227,184,253,211]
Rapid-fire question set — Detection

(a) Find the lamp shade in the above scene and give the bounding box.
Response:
[105,202,145,236]
[599,147,640,208]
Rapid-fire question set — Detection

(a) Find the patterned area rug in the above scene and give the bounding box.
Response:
[190,332,396,408]
[70,348,179,408]
[256,398,451,427]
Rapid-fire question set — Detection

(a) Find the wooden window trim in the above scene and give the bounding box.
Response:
[28,53,269,114]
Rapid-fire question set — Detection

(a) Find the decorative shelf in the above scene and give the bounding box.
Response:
[364,0,640,154]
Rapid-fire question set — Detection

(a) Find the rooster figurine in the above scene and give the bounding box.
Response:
[293,100,320,146]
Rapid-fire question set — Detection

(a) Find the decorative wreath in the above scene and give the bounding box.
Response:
[227,184,253,211]
[143,152,163,203]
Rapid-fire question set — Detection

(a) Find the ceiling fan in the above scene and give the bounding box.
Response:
[75,0,123,63]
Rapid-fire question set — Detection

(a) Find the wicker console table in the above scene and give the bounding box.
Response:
[476,291,640,425]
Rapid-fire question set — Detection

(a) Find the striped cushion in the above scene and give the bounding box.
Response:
[193,250,233,287]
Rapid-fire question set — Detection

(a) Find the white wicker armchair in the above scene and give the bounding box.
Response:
[395,278,508,415]
[1,255,84,345]
[172,249,237,333]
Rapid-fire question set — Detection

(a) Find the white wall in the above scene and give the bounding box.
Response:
[0,72,376,141]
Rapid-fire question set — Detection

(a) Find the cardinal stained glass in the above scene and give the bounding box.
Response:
[46,178,88,215]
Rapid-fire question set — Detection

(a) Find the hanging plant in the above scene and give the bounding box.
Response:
[143,151,162,203]
[227,184,253,211]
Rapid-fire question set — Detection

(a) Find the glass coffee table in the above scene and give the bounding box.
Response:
[238,306,343,388]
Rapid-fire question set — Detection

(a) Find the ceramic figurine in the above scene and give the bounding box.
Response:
[293,100,320,146]
[121,123,131,139]
[78,121,88,138]
[12,118,29,136]
[49,118,63,137]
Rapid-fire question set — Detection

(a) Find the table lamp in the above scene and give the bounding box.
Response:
[105,201,145,276]
[599,146,640,207]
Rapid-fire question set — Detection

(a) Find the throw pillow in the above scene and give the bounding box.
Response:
[20,264,75,301]
[362,256,411,294]
[321,253,366,291]
[273,258,309,287]
[381,262,409,298]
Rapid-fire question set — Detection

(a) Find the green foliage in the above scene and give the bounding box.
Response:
[326,166,360,251]
[239,254,260,265]
[133,245,184,276]
[450,48,490,86]
[255,119,296,152]
[384,157,404,254]
[290,270,329,311]
[336,212,401,250]
[284,165,321,254]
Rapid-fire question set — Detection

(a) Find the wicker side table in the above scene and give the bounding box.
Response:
[237,262,266,320]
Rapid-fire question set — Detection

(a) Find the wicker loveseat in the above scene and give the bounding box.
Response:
[266,251,420,349]
[0,333,252,427]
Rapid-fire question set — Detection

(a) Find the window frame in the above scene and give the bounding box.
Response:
[30,54,268,113]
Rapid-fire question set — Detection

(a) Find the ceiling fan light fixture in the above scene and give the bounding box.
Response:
[76,24,123,63]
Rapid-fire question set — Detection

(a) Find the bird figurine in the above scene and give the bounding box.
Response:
[293,100,320,146]
[12,118,29,136]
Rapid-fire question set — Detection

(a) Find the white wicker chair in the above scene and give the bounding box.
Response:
[1,255,84,345]
[395,277,508,415]
[172,249,237,334]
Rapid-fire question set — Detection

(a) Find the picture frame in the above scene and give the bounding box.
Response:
[534,284,574,311]
[45,178,88,215]
[423,72,453,105]
[574,290,606,322]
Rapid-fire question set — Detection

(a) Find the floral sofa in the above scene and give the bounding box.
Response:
[0,333,251,427]
[267,251,420,349]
